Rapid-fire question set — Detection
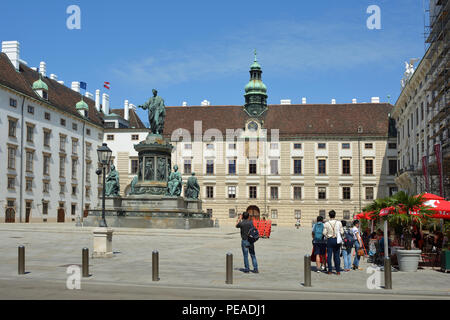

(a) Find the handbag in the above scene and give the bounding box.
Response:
[357,248,365,256]
[335,222,343,244]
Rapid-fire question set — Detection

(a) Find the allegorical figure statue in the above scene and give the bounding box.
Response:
[105,164,120,197]
[138,89,166,135]
[145,158,154,181]
[167,165,182,196]
[185,172,200,199]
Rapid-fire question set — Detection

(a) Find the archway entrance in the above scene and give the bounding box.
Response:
[5,208,15,223]
[57,208,65,223]
[246,206,260,220]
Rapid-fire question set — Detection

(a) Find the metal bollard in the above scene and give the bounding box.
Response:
[304,254,311,287]
[152,250,159,281]
[384,257,392,289]
[18,246,25,275]
[184,218,190,230]
[82,248,89,277]
[226,253,233,284]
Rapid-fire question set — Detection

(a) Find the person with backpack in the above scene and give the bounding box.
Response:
[312,216,327,272]
[323,210,344,275]
[341,220,354,272]
[236,211,259,273]
[352,220,364,271]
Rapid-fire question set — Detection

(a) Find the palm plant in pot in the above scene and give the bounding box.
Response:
[385,191,433,271]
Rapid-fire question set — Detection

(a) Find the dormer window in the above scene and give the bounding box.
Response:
[32,75,48,100]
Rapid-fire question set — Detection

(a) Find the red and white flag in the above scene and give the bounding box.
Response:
[104,81,110,90]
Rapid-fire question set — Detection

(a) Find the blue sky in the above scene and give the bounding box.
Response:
[1,0,427,123]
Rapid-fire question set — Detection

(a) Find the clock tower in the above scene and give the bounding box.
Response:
[244,51,268,117]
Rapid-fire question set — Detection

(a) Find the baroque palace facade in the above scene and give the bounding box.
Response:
[0,40,398,226]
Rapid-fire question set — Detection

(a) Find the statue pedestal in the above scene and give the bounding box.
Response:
[93,228,114,258]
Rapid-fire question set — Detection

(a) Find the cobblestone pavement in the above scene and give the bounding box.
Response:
[0,223,448,299]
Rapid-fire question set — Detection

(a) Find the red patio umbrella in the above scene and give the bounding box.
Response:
[423,199,450,219]
[416,193,445,201]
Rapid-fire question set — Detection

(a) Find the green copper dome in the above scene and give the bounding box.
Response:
[32,76,48,91]
[76,99,89,110]
[243,50,268,117]
[244,79,267,94]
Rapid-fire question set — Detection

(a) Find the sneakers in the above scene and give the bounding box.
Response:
[316,270,321,273]
[251,269,259,274]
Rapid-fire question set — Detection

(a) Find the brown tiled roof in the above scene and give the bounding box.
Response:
[110,108,146,129]
[0,52,104,127]
[163,103,393,138]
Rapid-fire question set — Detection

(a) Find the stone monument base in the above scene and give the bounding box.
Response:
[84,196,213,229]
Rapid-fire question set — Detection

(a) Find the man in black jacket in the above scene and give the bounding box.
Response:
[236,212,259,273]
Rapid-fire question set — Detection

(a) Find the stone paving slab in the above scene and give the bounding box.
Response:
[0,223,449,298]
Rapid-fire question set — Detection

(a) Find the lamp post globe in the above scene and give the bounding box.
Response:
[97,143,112,227]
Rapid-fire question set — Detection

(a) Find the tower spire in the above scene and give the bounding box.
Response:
[244,51,267,117]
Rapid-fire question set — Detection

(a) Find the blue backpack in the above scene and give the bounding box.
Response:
[343,229,355,249]
[313,222,324,242]
[248,226,260,243]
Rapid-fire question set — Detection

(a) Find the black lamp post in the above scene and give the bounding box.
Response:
[97,143,112,228]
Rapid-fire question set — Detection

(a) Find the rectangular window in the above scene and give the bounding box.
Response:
[43,155,50,176]
[228,186,236,199]
[107,135,114,141]
[27,105,34,114]
[7,177,15,189]
[389,187,398,197]
[60,183,65,194]
[59,156,66,177]
[72,123,78,131]
[8,147,16,169]
[72,158,78,178]
[249,160,257,174]
[318,159,326,175]
[293,143,302,149]
[365,143,373,149]
[343,210,351,220]
[60,135,66,152]
[249,186,257,199]
[26,178,33,191]
[319,210,326,218]
[86,162,91,183]
[72,139,78,154]
[295,210,301,219]
[318,187,326,200]
[184,143,192,149]
[206,186,214,199]
[45,112,50,120]
[270,159,279,175]
[229,209,236,218]
[365,159,374,175]
[228,159,236,174]
[366,187,374,200]
[270,143,278,150]
[131,134,139,141]
[60,118,66,126]
[389,159,397,175]
[72,185,77,195]
[270,186,278,200]
[388,143,397,149]
[8,119,17,137]
[43,130,51,147]
[26,151,34,172]
[131,159,139,174]
[271,209,278,219]
[86,129,91,136]
[9,98,17,107]
[206,209,213,216]
[228,143,236,150]
[294,186,302,200]
[342,143,350,149]
[43,181,50,193]
[293,159,302,175]
[26,125,34,142]
[184,159,192,174]
[71,204,76,216]
[206,160,214,175]
[206,143,214,150]
[343,187,351,200]
[86,186,91,198]
[342,159,351,175]
[318,143,326,149]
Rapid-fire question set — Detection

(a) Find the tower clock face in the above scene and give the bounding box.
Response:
[247,121,258,132]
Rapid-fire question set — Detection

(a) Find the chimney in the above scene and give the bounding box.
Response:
[371,97,380,103]
[280,99,291,105]
[124,100,130,121]
[85,92,94,99]
[31,67,38,71]
[352,98,357,104]
[58,80,64,85]
[130,104,136,111]
[331,99,336,104]
[302,97,307,104]
[95,90,101,112]
[201,99,210,106]
[71,81,80,92]
[182,101,187,106]
[2,41,20,71]
[102,93,110,114]
[50,74,57,80]
[39,62,46,77]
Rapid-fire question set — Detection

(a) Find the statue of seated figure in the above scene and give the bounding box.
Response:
[167,165,182,196]
[185,172,200,199]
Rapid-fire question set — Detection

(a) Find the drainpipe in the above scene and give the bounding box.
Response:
[19,95,25,223]
[358,137,362,212]
[81,121,86,224]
